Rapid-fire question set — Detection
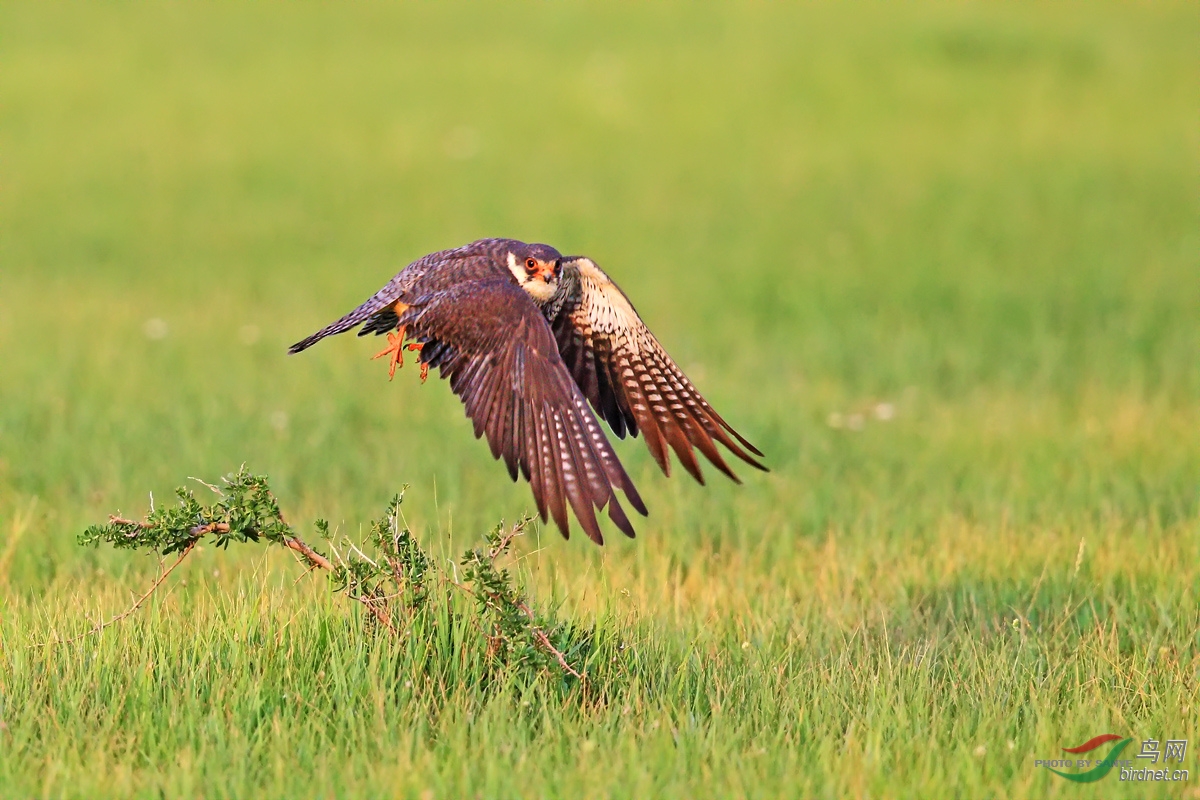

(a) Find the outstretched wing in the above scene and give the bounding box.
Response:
[551,256,766,484]
[400,278,647,544]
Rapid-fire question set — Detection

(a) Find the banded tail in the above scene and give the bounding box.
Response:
[288,288,400,354]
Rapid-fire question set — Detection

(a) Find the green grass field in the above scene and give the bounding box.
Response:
[2,2,1198,797]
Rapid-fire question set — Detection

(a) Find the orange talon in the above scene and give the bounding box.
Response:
[405,342,428,383]
[371,326,407,381]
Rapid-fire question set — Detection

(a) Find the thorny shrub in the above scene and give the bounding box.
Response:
[77,467,618,691]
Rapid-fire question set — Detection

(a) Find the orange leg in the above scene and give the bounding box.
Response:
[371,325,408,381]
[406,342,428,383]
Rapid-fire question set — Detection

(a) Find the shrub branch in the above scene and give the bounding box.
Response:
[42,468,595,686]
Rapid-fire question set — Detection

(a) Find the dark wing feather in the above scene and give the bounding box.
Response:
[400,278,647,544]
[358,307,400,338]
[552,257,767,484]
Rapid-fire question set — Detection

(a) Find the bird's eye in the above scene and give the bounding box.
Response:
[525,258,538,272]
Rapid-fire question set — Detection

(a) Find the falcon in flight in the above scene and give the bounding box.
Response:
[289,239,766,544]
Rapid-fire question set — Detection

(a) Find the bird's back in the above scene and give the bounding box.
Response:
[288,238,520,353]
[398,239,519,300]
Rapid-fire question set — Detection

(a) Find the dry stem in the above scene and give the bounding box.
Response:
[34,541,196,648]
[474,520,584,682]
[283,536,334,571]
[519,600,584,681]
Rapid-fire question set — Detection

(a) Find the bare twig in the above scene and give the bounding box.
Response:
[189,522,231,536]
[292,564,321,585]
[488,519,527,561]
[460,518,585,681]
[347,540,379,568]
[188,476,223,495]
[353,596,400,636]
[534,628,583,681]
[283,537,334,571]
[110,515,153,529]
[276,536,395,633]
[34,541,197,648]
[518,600,584,682]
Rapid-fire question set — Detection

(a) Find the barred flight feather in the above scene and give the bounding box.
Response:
[552,256,767,484]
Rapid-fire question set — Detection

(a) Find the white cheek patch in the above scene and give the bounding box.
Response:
[506,252,525,283]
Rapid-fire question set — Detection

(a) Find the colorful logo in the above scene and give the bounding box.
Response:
[1044,734,1133,783]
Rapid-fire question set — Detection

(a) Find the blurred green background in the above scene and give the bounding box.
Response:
[1,2,1197,797]
[4,1,1195,564]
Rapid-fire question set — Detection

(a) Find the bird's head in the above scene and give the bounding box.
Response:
[506,243,562,305]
